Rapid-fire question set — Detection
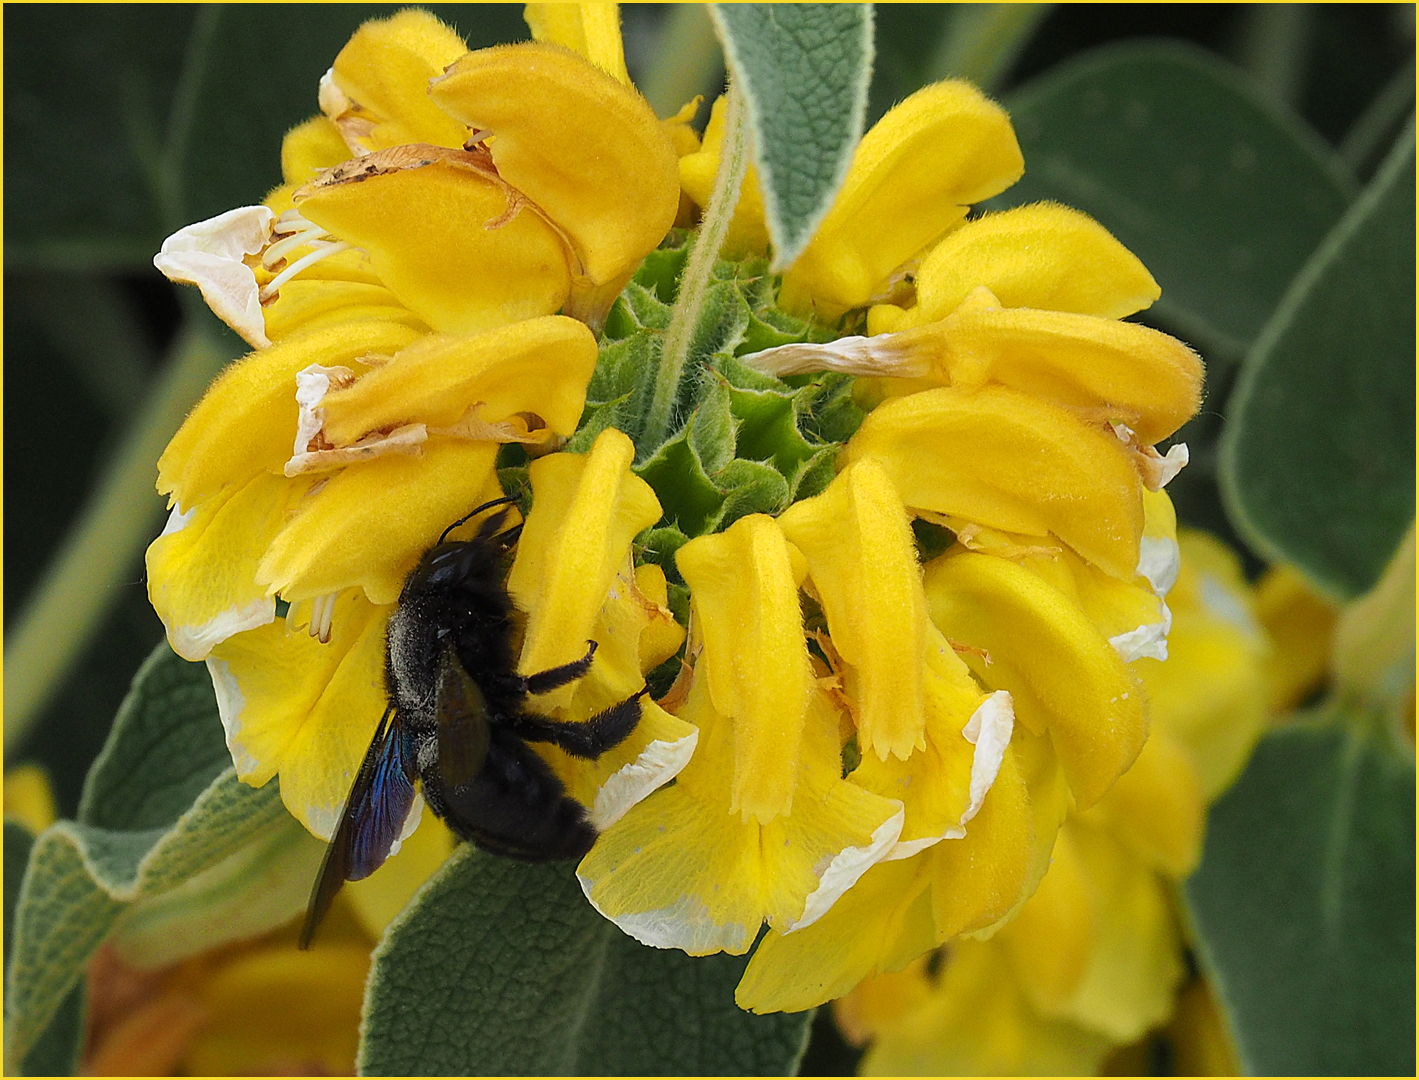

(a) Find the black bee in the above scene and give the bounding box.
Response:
[299,496,646,947]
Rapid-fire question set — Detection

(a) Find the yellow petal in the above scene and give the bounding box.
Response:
[998,823,1094,1014]
[678,94,772,258]
[206,593,392,837]
[321,315,597,446]
[924,288,1203,444]
[1168,978,1244,1077]
[1135,530,1268,800]
[778,459,931,760]
[431,43,679,288]
[147,473,317,660]
[1054,824,1185,1041]
[872,202,1161,331]
[260,279,427,344]
[507,428,662,704]
[675,514,815,822]
[157,320,424,509]
[256,438,502,606]
[579,678,902,957]
[994,536,1172,662]
[923,552,1147,809]
[280,116,355,186]
[4,764,57,834]
[833,956,935,1046]
[182,942,370,1076]
[326,9,469,152]
[856,937,1113,1076]
[843,385,1145,580]
[927,738,1035,939]
[541,697,698,829]
[1256,563,1338,713]
[781,80,1023,318]
[736,858,936,1014]
[633,563,688,672]
[296,146,573,335]
[1076,726,1203,878]
[523,3,630,83]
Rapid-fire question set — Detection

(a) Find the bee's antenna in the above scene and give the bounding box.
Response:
[439,495,518,544]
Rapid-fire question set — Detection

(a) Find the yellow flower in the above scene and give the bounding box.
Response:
[154,8,679,346]
[146,8,690,845]
[146,4,1210,1025]
[572,65,1206,1015]
[4,763,58,835]
[836,531,1269,1075]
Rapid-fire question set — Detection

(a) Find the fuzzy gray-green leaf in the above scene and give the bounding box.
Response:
[1184,713,1415,1075]
[1219,123,1415,599]
[996,40,1355,355]
[711,4,874,269]
[360,848,812,1075]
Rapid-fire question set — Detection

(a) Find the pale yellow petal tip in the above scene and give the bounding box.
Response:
[205,654,263,781]
[590,728,700,831]
[1109,601,1173,663]
[168,599,278,663]
[783,804,904,931]
[154,207,276,348]
[576,877,754,955]
[881,689,1014,861]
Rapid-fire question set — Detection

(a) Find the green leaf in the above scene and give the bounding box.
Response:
[996,41,1356,354]
[3,645,313,1072]
[1184,714,1415,1075]
[361,847,812,1075]
[710,4,874,269]
[77,643,232,830]
[1219,123,1415,599]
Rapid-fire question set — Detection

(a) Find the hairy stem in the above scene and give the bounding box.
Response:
[644,83,748,454]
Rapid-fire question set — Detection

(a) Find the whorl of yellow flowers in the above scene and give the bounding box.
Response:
[149,4,1204,1013]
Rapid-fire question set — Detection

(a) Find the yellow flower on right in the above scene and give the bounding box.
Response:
[833,531,1275,1075]
[584,78,1206,1012]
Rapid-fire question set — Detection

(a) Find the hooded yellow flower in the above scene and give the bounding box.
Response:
[154,8,679,346]
[835,531,1269,1075]
[575,72,1202,1014]
[146,3,1209,1024]
[146,8,689,844]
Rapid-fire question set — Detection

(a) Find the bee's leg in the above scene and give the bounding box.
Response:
[511,686,648,759]
[523,640,598,695]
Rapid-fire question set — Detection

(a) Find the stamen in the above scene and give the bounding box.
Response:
[285,598,310,634]
[273,210,316,234]
[317,592,337,643]
[263,225,330,270]
[259,241,352,301]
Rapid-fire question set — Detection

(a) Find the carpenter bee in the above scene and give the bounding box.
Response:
[299,496,646,947]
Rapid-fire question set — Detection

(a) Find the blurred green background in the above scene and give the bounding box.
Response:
[3,5,1412,1076]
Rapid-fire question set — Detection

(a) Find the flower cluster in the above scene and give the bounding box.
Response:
[831,533,1289,1074]
[148,7,689,842]
[577,75,1202,1012]
[148,4,1206,1016]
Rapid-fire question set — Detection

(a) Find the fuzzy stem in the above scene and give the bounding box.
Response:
[644,83,747,454]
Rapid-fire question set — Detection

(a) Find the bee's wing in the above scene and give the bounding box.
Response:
[299,706,417,949]
[436,648,491,788]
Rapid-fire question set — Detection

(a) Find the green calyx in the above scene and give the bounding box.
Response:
[577,237,860,552]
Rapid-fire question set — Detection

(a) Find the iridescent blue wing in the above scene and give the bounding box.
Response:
[299,706,416,948]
